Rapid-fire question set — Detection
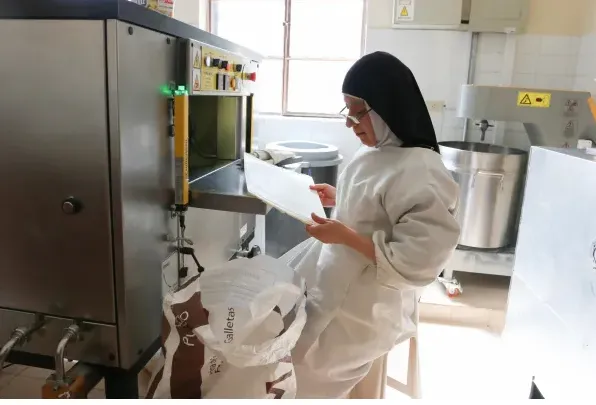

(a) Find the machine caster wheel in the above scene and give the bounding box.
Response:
[438,275,463,298]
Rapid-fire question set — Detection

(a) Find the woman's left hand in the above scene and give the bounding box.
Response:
[306,213,352,245]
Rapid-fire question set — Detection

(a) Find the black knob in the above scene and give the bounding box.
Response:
[235,64,243,72]
[62,197,83,215]
[221,60,229,69]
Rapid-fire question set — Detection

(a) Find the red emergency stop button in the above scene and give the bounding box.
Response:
[248,72,257,81]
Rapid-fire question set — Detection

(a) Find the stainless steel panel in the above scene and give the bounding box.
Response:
[183,208,256,275]
[0,20,115,322]
[444,247,515,277]
[458,85,596,148]
[0,309,119,367]
[439,141,528,249]
[107,20,177,369]
[503,147,596,399]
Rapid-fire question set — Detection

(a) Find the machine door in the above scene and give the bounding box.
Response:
[0,20,115,323]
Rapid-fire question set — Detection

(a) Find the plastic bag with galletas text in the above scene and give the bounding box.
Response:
[145,255,307,399]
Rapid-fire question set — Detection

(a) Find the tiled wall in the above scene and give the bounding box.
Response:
[514,35,580,89]
[574,33,596,95]
[255,29,593,163]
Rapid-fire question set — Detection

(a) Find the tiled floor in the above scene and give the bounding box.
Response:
[385,323,531,400]
[0,364,108,399]
[0,272,519,399]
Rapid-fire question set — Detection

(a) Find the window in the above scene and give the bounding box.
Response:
[210,0,366,116]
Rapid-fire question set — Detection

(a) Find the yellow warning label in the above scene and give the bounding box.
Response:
[193,71,200,92]
[517,92,551,108]
[400,6,408,17]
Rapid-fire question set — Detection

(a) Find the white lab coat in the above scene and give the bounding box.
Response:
[291,116,460,399]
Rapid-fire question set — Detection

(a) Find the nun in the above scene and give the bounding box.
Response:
[291,51,461,399]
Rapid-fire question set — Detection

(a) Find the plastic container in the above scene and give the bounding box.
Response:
[265,141,343,189]
[264,141,343,259]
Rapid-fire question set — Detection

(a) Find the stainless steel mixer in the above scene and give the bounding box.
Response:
[439,84,596,297]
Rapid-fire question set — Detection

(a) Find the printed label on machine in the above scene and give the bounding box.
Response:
[193,69,201,92]
[563,119,577,139]
[192,45,202,69]
[517,92,551,108]
[199,45,246,92]
[397,0,414,21]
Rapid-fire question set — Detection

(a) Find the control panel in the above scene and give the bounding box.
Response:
[184,39,258,95]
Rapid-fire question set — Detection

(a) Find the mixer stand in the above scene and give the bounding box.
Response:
[438,245,515,297]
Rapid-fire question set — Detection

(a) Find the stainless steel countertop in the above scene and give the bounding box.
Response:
[188,160,268,215]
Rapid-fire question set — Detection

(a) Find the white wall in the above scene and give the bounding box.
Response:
[253,0,594,162]
[365,29,471,143]
[574,0,596,97]
[173,0,209,29]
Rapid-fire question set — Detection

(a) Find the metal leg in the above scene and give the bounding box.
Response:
[529,379,544,399]
[104,368,139,399]
[102,338,159,399]
[441,268,454,280]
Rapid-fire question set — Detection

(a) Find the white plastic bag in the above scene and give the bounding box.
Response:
[145,255,306,399]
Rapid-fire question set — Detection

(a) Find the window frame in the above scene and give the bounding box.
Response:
[208,0,368,118]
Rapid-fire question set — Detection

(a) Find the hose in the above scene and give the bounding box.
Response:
[54,324,80,386]
[0,327,29,371]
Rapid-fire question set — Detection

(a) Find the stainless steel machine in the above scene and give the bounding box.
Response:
[502,147,596,399]
[459,85,596,147]
[0,0,265,398]
[439,84,596,296]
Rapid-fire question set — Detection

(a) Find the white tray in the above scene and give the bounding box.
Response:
[244,153,326,224]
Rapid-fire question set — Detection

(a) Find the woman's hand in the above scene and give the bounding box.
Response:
[310,184,337,207]
[306,213,350,244]
[306,213,377,262]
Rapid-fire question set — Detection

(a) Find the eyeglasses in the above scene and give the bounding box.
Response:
[339,106,371,125]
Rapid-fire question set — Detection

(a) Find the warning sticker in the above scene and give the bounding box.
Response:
[517,92,551,108]
[396,0,414,21]
[192,46,201,69]
[192,69,201,93]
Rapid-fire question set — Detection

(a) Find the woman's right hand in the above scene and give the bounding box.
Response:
[310,183,337,207]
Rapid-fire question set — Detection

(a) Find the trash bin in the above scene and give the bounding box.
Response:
[264,141,343,259]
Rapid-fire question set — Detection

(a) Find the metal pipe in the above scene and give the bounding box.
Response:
[462,32,480,141]
[54,324,80,386]
[0,327,29,371]
[0,316,44,371]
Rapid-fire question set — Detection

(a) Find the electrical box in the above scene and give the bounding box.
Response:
[392,0,465,30]
[468,0,529,33]
[391,0,529,33]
